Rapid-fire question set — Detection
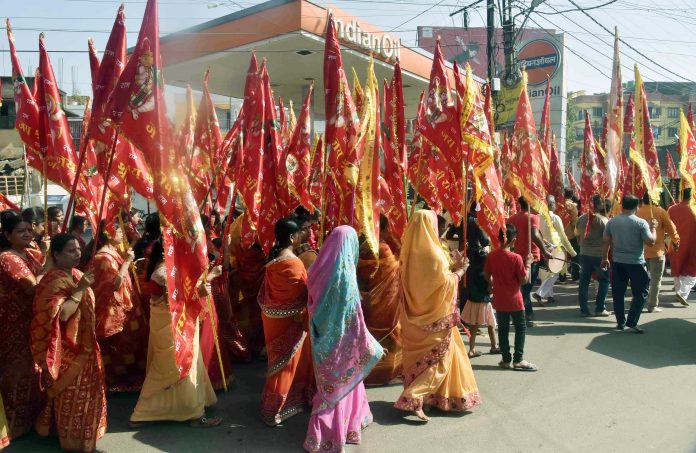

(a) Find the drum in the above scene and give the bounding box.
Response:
[547,247,566,274]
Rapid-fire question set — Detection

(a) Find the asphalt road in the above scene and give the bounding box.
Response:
[7,276,696,453]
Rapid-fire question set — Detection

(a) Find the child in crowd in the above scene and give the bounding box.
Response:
[484,224,538,371]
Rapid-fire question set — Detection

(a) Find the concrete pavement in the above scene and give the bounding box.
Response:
[7,276,696,452]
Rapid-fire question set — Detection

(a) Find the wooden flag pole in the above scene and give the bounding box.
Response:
[42,160,48,235]
[62,98,92,233]
[117,211,142,297]
[91,131,119,259]
[318,139,329,247]
[203,269,227,392]
[408,147,426,219]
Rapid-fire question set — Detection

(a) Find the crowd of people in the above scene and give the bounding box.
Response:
[0,185,694,452]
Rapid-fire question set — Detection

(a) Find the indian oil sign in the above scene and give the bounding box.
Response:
[333,17,402,62]
[517,39,562,86]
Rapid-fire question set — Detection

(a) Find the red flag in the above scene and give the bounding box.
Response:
[581,112,603,212]
[407,143,441,214]
[108,0,172,169]
[539,78,552,155]
[501,132,520,201]
[284,83,314,213]
[0,192,19,211]
[382,61,408,239]
[510,71,551,222]
[6,20,42,168]
[194,69,223,213]
[91,5,127,159]
[178,86,207,208]
[420,40,462,171]
[110,0,208,380]
[37,34,81,191]
[308,133,324,212]
[538,77,552,191]
[679,110,696,199]
[216,113,243,213]
[665,151,678,180]
[632,65,662,203]
[601,113,608,151]
[324,17,362,227]
[548,132,569,227]
[567,166,581,198]
[87,38,100,89]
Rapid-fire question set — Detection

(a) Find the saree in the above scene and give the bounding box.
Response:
[258,256,314,426]
[0,393,9,449]
[230,243,267,355]
[668,202,696,277]
[304,226,384,453]
[31,268,107,452]
[130,265,217,423]
[395,210,481,413]
[88,247,148,392]
[357,241,403,385]
[0,249,45,442]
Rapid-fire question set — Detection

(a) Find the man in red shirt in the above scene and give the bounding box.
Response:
[484,223,537,371]
[507,197,551,326]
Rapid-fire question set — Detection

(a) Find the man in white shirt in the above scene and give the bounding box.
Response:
[534,195,577,304]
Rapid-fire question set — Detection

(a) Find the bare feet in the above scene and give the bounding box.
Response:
[414,409,430,421]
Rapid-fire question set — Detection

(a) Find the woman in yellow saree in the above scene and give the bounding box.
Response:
[395,210,481,421]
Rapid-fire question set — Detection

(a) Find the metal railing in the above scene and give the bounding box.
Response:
[0,174,26,197]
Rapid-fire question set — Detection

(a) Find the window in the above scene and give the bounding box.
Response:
[667,107,680,118]
[592,107,603,118]
[649,105,662,117]
[575,128,583,139]
[668,127,678,138]
[577,109,584,120]
[652,126,661,138]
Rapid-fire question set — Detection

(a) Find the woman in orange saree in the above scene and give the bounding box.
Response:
[395,210,480,421]
[31,234,107,452]
[356,219,403,385]
[0,211,45,445]
[258,218,314,426]
[87,220,148,392]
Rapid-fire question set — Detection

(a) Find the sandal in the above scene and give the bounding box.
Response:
[489,347,501,354]
[498,360,512,369]
[468,350,482,358]
[190,416,223,428]
[512,361,538,372]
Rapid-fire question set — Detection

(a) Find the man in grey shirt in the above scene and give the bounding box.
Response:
[575,196,611,317]
[602,194,657,333]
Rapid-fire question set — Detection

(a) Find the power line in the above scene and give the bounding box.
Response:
[564,0,696,84]
[535,0,620,14]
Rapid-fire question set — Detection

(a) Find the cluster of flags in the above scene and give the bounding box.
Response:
[7,1,696,378]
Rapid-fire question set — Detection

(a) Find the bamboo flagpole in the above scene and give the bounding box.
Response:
[318,138,329,247]
[62,98,92,233]
[408,145,426,219]
[91,131,119,259]
[203,269,227,392]
[42,160,48,236]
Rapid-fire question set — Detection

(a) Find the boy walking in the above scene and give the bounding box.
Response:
[484,224,538,371]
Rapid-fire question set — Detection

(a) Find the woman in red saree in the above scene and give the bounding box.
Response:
[258,218,314,426]
[87,220,148,392]
[227,214,267,356]
[0,210,45,444]
[357,224,403,385]
[31,233,107,452]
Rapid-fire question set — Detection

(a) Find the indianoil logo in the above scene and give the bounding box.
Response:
[517,39,561,86]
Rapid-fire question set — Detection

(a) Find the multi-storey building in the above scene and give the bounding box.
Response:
[567,82,696,179]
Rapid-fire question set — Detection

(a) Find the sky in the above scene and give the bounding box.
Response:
[2,0,696,98]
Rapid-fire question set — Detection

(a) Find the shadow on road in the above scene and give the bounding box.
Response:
[586,318,696,369]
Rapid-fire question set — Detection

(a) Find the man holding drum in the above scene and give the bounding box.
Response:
[534,195,577,305]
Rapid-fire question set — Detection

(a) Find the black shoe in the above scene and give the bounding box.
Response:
[629,326,644,334]
[614,324,625,331]
[547,297,555,304]
[526,320,536,327]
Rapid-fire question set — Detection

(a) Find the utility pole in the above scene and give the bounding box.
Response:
[486,0,495,83]
[502,0,516,85]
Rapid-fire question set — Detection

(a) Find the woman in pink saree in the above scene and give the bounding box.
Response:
[304,226,384,452]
